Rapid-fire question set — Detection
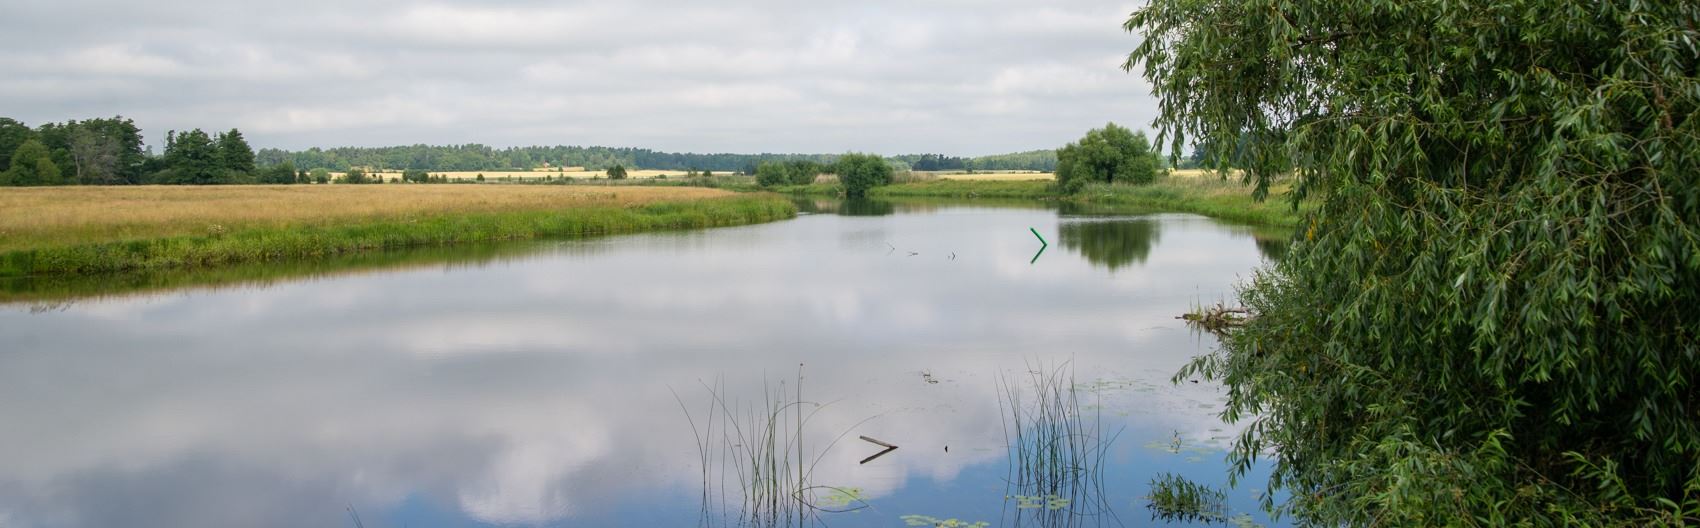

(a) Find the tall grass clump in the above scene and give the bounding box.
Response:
[1144,473,1228,523]
[997,361,1122,526]
[673,368,873,528]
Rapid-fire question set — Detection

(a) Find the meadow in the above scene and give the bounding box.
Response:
[0,185,794,276]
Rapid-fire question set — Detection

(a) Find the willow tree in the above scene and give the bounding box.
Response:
[1126,1,1698,525]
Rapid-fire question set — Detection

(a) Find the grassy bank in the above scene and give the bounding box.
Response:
[0,185,795,277]
[1074,178,1311,228]
[776,175,1309,228]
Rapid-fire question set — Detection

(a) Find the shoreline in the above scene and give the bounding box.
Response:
[776,178,1310,229]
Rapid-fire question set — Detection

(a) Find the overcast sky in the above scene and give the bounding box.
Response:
[1,0,1156,155]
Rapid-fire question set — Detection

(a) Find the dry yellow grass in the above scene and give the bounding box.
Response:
[935,171,1056,181]
[1166,168,1246,179]
[346,169,693,181]
[0,185,735,252]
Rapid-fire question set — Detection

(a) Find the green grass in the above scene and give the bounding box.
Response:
[874,180,1057,199]
[548,174,765,192]
[1073,179,1311,228]
[0,194,796,278]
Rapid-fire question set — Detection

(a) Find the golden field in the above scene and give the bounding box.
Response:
[0,185,736,253]
[1166,168,1245,179]
[924,169,1241,181]
[934,171,1056,181]
[344,169,695,181]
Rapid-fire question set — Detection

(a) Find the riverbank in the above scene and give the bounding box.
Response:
[0,186,796,277]
[777,175,1310,228]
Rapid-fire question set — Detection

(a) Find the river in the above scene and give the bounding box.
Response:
[0,198,1289,527]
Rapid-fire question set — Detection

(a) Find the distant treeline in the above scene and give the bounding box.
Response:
[256,145,1060,174]
[0,114,1063,187]
[889,150,1058,172]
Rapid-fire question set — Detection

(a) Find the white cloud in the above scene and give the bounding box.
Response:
[0,0,1157,155]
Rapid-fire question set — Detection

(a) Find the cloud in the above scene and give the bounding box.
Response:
[0,0,1157,155]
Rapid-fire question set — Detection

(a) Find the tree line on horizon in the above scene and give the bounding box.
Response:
[6,114,1067,187]
[257,144,1060,174]
[0,115,1066,187]
[0,116,309,186]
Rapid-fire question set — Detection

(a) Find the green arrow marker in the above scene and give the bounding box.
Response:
[1030,227,1048,264]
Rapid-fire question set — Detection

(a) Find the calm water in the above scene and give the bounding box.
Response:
[0,198,1289,527]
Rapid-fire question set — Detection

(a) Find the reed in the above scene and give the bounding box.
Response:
[997,361,1122,527]
[1144,473,1229,523]
[672,367,873,527]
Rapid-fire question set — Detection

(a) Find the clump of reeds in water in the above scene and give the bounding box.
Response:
[997,361,1123,527]
[1144,473,1229,523]
[672,366,872,527]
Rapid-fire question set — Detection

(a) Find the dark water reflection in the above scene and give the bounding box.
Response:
[0,199,1290,527]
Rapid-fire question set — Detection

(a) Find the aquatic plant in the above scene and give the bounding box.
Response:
[901,514,991,527]
[673,367,874,527]
[997,361,1123,526]
[1144,472,1228,523]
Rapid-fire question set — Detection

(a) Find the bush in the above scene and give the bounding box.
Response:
[834,153,892,197]
[258,162,297,184]
[1055,122,1160,193]
[754,162,788,187]
[606,165,628,180]
[785,161,822,185]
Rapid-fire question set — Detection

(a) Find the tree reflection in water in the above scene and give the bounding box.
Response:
[1058,219,1162,272]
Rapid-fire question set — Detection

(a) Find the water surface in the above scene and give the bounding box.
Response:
[0,198,1288,527]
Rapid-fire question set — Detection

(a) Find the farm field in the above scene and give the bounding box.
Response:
[0,185,741,253]
[922,169,1240,181]
[341,169,696,181]
[933,171,1055,181]
[0,185,795,277]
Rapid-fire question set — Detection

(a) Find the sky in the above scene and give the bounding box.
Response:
[0,0,1158,156]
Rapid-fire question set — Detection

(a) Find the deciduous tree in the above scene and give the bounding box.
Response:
[1126,0,1700,524]
[1054,122,1159,193]
[834,153,892,197]
[0,139,62,186]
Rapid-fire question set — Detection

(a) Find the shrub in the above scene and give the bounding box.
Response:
[1054,123,1160,193]
[834,153,892,197]
[754,162,788,187]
